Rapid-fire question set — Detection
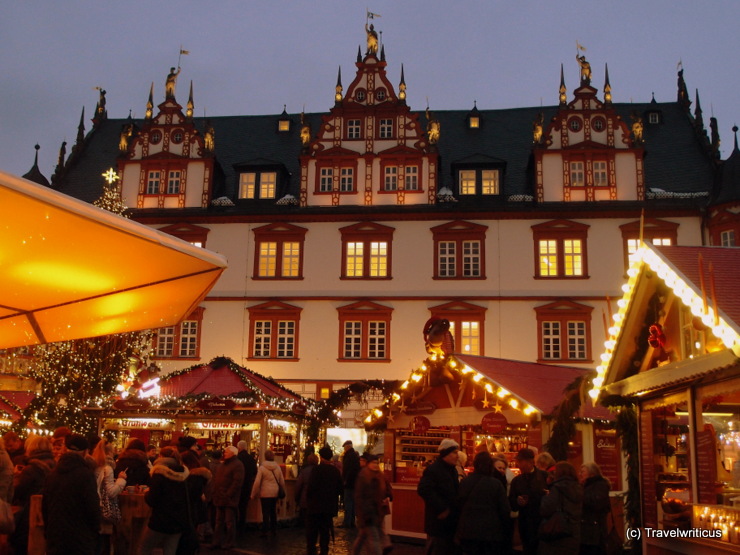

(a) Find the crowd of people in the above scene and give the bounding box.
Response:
[417,440,614,555]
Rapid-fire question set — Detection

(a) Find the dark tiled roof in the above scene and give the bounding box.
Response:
[655,245,740,328]
[714,135,740,205]
[57,101,716,212]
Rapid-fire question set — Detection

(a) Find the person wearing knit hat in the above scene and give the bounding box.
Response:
[306,446,342,555]
[509,447,549,555]
[417,437,460,554]
[213,444,245,548]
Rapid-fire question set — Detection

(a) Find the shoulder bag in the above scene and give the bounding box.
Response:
[98,469,122,523]
[272,468,286,499]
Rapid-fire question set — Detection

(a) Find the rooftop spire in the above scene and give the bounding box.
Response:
[357,45,362,63]
[186,81,194,119]
[603,63,612,104]
[76,106,86,145]
[22,144,50,187]
[380,44,385,62]
[335,66,343,104]
[694,89,704,129]
[145,83,154,120]
[559,64,567,106]
[677,65,690,111]
[398,64,407,102]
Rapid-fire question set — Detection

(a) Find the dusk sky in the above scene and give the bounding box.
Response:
[2,1,738,179]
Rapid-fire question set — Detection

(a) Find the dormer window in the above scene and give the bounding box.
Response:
[171,130,184,144]
[648,112,660,124]
[277,107,292,132]
[458,169,500,195]
[150,130,162,144]
[468,116,480,129]
[239,172,277,199]
[591,117,605,132]
[568,117,582,132]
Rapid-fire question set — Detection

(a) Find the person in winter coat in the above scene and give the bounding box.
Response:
[10,434,55,555]
[538,461,583,555]
[42,434,102,555]
[456,451,511,555]
[177,450,212,555]
[92,439,127,554]
[509,448,549,555]
[341,440,361,528]
[579,462,611,555]
[251,448,284,536]
[306,446,343,555]
[417,438,461,555]
[0,437,14,502]
[237,440,257,531]
[352,453,393,555]
[141,446,190,555]
[213,445,245,548]
[114,438,151,486]
[294,453,319,524]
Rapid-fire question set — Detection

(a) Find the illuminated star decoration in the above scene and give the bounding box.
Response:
[398,400,407,413]
[481,390,490,409]
[102,168,120,184]
[492,401,503,414]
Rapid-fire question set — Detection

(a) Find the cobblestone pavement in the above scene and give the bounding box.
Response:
[209,518,425,555]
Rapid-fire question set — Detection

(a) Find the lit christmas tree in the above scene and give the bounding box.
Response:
[21,169,154,434]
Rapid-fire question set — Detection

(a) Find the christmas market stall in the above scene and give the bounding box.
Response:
[592,244,740,554]
[365,318,620,539]
[88,356,315,525]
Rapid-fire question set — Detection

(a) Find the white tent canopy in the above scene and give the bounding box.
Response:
[0,170,227,348]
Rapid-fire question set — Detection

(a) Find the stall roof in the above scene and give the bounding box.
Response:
[0,391,35,421]
[0,170,227,348]
[158,357,301,401]
[454,354,609,418]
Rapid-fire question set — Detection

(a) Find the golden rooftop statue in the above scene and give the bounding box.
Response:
[365,11,381,55]
[166,66,181,99]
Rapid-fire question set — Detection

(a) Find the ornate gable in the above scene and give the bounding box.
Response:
[299,28,439,208]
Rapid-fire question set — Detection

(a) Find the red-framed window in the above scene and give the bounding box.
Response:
[315,162,358,194]
[380,162,422,192]
[142,162,186,196]
[247,301,301,360]
[157,223,210,248]
[252,223,307,279]
[563,153,614,188]
[531,220,590,279]
[340,222,394,279]
[535,301,593,363]
[346,119,363,140]
[337,301,392,361]
[619,218,679,267]
[431,221,487,279]
[153,307,204,360]
[429,301,486,355]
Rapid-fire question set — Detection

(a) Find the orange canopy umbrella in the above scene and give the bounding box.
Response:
[0,170,227,348]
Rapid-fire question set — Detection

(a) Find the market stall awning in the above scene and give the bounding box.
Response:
[0,170,227,348]
[158,357,302,402]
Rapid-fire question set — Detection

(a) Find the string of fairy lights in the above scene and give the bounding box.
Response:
[589,243,740,401]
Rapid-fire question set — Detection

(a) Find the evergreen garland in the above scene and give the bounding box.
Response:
[544,373,590,460]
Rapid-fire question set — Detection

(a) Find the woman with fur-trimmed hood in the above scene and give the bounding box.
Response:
[114,438,151,486]
[141,446,190,555]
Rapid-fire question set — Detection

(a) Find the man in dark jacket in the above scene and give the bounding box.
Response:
[340,439,361,528]
[417,438,460,555]
[237,440,257,531]
[211,445,244,549]
[114,437,151,486]
[306,446,343,555]
[42,434,101,555]
[509,447,549,555]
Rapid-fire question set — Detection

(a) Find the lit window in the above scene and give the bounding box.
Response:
[384,167,398,191]
[532,220,589,279]
[253,223,307,279]
[338,301,392,361]
[430,301,486,355]
[379,119,393,139]
[347,119,362,139]
[626,237,673,255]
[278,120,290,132]
[570,162,585,187]
[620,218,679,267]
[340,222,394,279]
[405,166,419,190]
[721,230,736,247]
[535,301,592,362]
[146,171,161,195]
[248,301,301,360]
[432,221,487,279]
[167,171,181,194]
[469,116,480,129]
[239,173,256,199]
[153,308,204,359]
[458,169,500,195]
[648,113,659,124]
[239,171,276,199]
[593,161,608,187]
[158,223,210,249]
[481,170,498,195]
[340,168,354,192]
[459,170,476,195]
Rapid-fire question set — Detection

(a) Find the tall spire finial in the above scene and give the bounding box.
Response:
[380,44,385,62]
[335,66,343,104]
[146,83,154,120]
[603,63,612,104]
[357,45,362,63]
[694,89,704,128]
[733,125,739,152]
[398,64,407,102]
[559,64,567,106]
[76,106,86,144]
[186,81,194,119]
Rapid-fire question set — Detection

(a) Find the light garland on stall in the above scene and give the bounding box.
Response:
[589,243,740,401]
[364,353,540,428]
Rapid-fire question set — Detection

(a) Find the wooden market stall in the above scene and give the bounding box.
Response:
[88,357,313,531]
[365,342,621,539]
[594,244,740,554]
